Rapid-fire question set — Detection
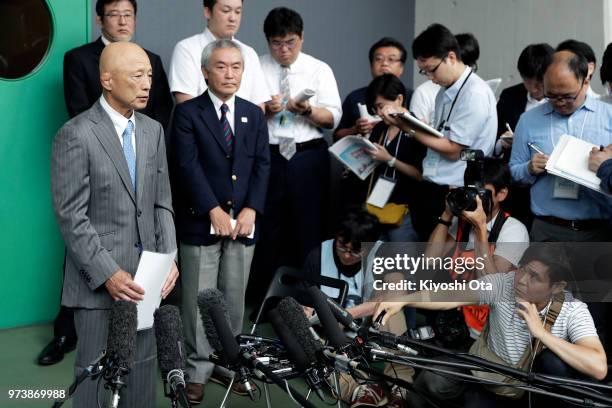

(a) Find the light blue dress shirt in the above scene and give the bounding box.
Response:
[424,67,497,186]
[509,95,612,220]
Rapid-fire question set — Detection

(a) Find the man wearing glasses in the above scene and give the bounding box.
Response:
[383,23,497,239]
[509,50,612,243]
[39,0,174,368]
[251,7,342,303]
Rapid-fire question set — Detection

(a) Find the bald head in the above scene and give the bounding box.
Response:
[99,42,152,117]
[543,50,589,116]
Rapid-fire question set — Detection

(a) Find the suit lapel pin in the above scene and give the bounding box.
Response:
[241,117,248,123]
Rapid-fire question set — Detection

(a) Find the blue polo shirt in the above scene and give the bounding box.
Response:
[509,95,612,220]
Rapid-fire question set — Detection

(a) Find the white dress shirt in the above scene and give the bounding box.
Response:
[259,52,342,144]
[169,28,270,105]
[207,90,235,133]
[99,95,136,152]
[409,79,441,125]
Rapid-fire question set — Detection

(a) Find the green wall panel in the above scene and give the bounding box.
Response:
[0,0,90,328]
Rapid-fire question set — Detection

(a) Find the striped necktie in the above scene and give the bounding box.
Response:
[220,103,233,152]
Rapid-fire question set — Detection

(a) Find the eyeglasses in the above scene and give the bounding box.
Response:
[335,241,363,257]
[418,56,446,76]
[373,55,403,65]
[270,38,299,50]
[104,12,134,20]
[544,80,585,103]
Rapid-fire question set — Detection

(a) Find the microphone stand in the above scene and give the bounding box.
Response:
[162,369,191,408]
[104,363,130,408]
[52,351,107,408]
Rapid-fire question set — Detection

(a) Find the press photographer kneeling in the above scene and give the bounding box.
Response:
[426,152,529,341]
[374,244,607,408]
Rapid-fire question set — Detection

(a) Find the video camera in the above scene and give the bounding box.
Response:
[446,149,493,217]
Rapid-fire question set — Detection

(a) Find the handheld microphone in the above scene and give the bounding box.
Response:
[197,289,255,400]
[105,300,137,408]
[306,286,350,350]
[324,296,360,332]
[268,306,328,401]
[154,305,191,408]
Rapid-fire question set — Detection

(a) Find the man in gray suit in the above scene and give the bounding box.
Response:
[51,41,178,407]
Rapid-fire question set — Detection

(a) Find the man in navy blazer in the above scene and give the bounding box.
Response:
[170,39,270,404]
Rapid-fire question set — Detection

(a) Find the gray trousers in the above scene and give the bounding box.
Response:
[72,308,156,408]
[180,240,255,384]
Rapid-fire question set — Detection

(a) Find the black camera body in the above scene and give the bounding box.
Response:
[446,149,493,217]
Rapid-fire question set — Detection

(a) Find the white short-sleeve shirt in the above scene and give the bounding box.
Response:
[409,79,441,125]
[259,52,342,144]
[169,28,270,105]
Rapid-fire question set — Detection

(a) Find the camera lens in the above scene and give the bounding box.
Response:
[446,187,478,216]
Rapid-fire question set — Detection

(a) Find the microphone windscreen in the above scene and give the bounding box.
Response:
[154,305,185,375]
[107,300,137,369]
[197,289,240,365]
[277,297,322,361]
[267,308,311,372]
[307,286,350,349]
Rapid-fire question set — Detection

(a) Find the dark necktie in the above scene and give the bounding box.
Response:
[220,103,233,152]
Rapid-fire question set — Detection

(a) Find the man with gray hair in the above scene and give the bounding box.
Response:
[170,39,270,405]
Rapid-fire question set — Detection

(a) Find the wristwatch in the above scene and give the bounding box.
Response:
[387,157,396,168]
[437,216,452,227]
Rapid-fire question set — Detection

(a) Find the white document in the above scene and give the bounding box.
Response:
[209,218,255,239]
[366,177,396,208]
[545,134,610,196]
[329,135,379,180]
[133,250,177,331]
[358,103,381,123]
[391,112,445,138]
[294,88,316,103]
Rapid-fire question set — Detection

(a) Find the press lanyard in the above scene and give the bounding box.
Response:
[382,127,403,180]
[548,109,589,148]
[436,68,474,132]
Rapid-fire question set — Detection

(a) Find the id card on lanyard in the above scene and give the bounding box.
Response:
[367,128,402,207]
[549,112,589,200]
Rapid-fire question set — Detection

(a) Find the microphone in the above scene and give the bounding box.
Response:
[197,289,255,400]
[324,296,360,332]
[154,305,191,408]
[306,286,350,350]
[105,300,137,408]
[268,306,328,401]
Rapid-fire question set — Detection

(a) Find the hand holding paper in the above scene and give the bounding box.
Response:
[294,88,316,103]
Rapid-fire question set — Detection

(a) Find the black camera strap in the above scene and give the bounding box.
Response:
[456,210,510,251]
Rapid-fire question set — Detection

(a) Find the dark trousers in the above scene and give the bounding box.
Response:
[248,143,330,303]
[413,181,449,241]
[408,349,583,408]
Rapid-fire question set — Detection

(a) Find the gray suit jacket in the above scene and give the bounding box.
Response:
[51,100,176,309]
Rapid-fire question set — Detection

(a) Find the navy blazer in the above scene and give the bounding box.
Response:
[496,83,528,136]
[170,91,270,246]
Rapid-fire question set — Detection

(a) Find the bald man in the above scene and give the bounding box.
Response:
[51,42,178,407]
[510,50,612,243]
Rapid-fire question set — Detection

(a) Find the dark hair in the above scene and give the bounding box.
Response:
[336,208,381,251]
[600,42,612,84]
[365,74,407,115]
[412,23,461,61]
[519,244,573,286]
[263,7,303,39]
[96,0,137,17]
[368,37,407,65]
[517,43,554,80]
[557,39,596,64]
[455,33,479,70]
[203,0,243,10]
[464,158,510,193]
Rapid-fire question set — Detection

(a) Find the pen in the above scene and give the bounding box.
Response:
[505,122,513,133]
[527,142,544,155]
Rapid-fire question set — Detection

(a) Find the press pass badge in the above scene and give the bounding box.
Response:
[367,176,396,208]
[422,151,440,178]
[553,176,579,199]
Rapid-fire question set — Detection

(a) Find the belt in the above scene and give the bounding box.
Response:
[270,138,326,154]
[536,215,604,231]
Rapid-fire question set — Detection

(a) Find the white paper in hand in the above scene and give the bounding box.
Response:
[133,250,177,330]
[294,88,316,103]
[209,219,255,239]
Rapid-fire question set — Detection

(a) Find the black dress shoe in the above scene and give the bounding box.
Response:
[37,336,77,366]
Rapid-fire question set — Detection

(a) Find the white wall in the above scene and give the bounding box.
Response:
[414,0,608,94]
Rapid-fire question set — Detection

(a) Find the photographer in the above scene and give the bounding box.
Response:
[426,155,529,340]
[374,244,607,408]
